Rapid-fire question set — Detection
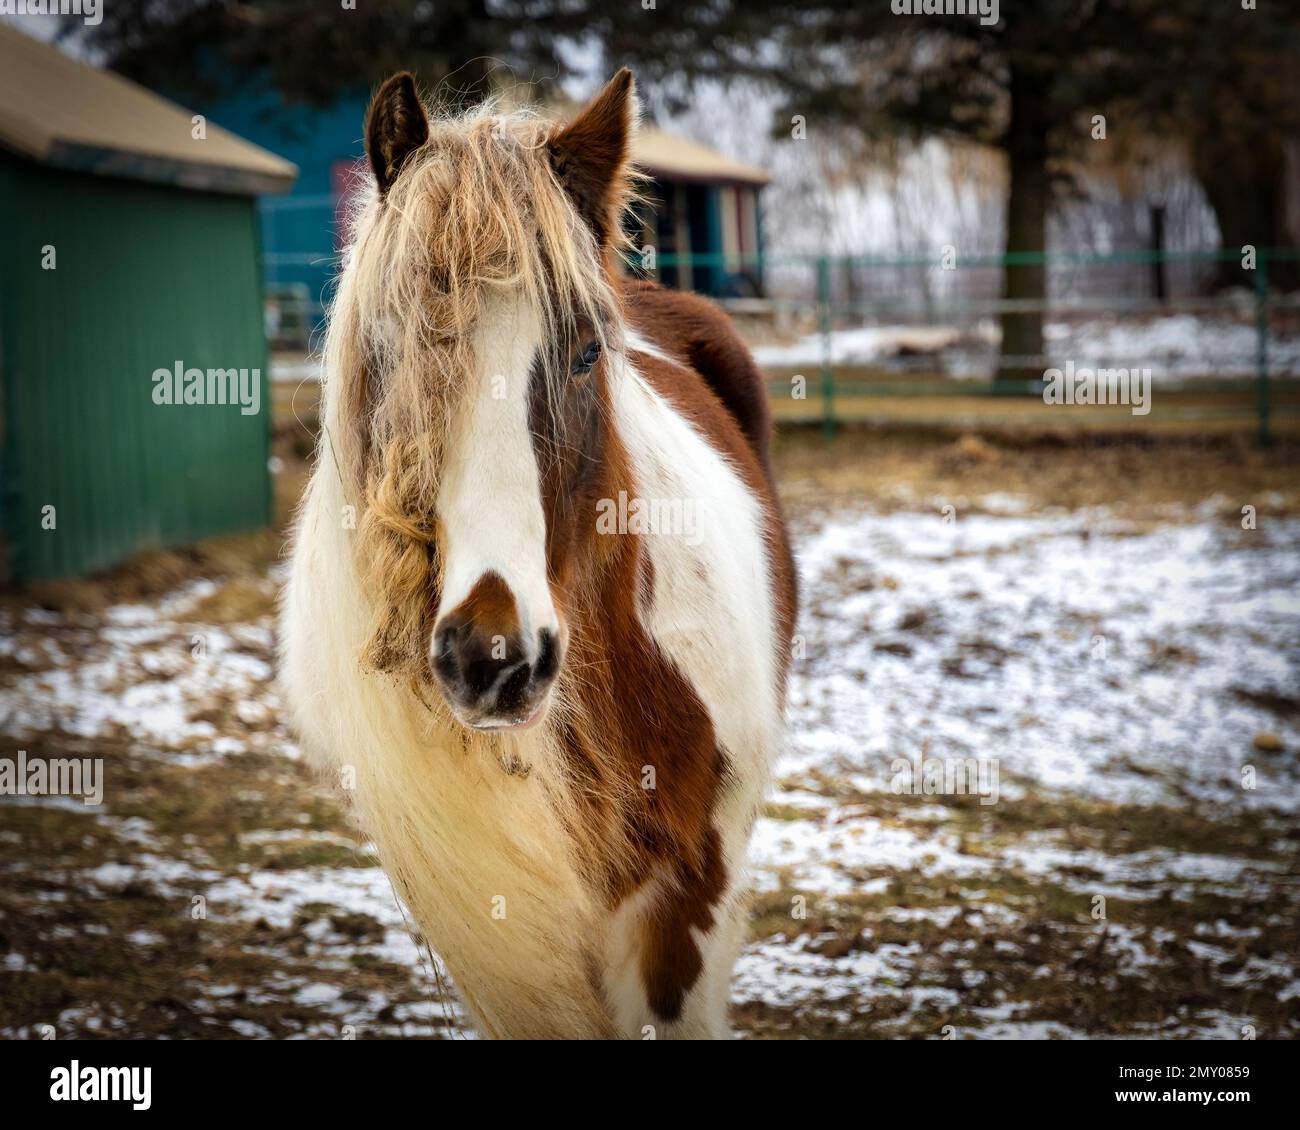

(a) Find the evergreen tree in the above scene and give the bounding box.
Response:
[76,0,1300,380]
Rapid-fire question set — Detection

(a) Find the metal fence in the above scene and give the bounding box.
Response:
[258,200,1299,443]
[657,248,1300,443]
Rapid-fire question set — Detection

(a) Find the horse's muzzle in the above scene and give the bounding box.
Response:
[430,617,561,731]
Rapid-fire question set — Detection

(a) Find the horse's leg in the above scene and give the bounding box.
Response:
[685,897,747,1039]
[601,880,746,1039]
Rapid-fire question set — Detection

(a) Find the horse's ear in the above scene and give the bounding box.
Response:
[549,69,637,244]
[366,72,430,195]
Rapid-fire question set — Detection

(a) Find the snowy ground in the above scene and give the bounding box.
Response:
[751,313,1300,379]
[738,497,1300,1037]
[2,482,1298,1039]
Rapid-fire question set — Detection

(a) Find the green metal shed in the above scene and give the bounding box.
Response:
[0,25,297,583]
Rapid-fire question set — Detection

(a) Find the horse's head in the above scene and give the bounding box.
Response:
[328,69,638,731]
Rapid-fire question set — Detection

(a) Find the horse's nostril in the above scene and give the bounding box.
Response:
[435,621,526,699]
[496,662,533,711]
[534,628,559,683]
[431,618,563,723]
[462,652,512,696]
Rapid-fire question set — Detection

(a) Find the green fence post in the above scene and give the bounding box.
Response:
[817,256,835,437]
[1255,249,1271,447]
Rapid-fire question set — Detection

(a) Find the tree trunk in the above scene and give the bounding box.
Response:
[1192,131,1300,292]
[998,68,1051,392]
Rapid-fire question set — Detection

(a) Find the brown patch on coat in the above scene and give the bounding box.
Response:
[621,278,779,480]
[641,825,728,1021]
[448,571,520,636]
[620,280,799,685]
[557,560,731,1023]
[529,274,797,1024]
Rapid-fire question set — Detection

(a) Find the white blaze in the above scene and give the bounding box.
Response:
[434,289,558,651]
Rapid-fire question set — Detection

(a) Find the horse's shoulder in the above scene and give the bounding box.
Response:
[619,279,773,472]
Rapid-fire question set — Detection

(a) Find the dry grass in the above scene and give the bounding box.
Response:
[3,400,1297,1041]
[773,426,1300,520]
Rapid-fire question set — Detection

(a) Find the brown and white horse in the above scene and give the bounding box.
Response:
[281,69,797,1039]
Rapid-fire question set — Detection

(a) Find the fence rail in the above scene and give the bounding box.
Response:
[648,248,1299,443]
[258,222,1300,442]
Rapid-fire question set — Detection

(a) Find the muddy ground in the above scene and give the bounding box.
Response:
[2,427,1298,1039]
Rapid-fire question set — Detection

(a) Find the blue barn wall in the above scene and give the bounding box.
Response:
[198,86,370,329]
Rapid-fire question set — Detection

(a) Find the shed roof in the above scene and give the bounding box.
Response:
[632,125,769,187]
[0,25,297,195]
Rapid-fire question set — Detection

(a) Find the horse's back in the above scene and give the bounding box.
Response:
[620,279,774,476]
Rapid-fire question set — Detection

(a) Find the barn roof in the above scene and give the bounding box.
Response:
[632,125,770,187]
[0,25,297,195]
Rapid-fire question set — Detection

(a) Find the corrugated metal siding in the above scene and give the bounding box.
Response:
[0,153,271,581]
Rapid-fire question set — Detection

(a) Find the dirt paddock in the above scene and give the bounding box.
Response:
[2,423,1298,1039]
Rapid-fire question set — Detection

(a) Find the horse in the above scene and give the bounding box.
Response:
[280,68,797,1039]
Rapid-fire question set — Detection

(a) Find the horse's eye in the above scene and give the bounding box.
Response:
[572,341,601,374]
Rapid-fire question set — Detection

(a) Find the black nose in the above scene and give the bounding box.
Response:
[432,621,560,722]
